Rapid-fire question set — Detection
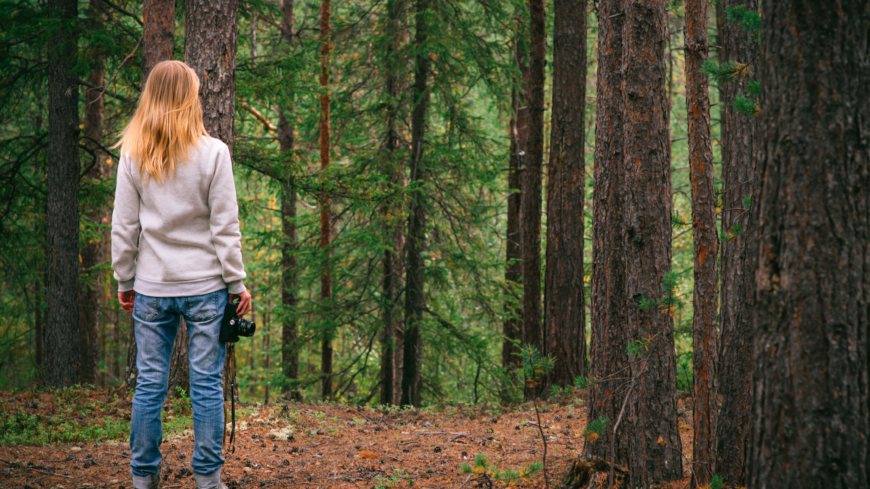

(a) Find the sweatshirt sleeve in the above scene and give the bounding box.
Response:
[111,155,140,292]
[208,144,247,294]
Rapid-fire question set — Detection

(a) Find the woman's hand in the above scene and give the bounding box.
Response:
[229,290,252,316]
[119,291,135,313]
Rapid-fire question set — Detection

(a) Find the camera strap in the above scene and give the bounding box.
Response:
[228,342,237,453]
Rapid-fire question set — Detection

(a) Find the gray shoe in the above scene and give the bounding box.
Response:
[194,468,228,489]
[131,469,160,489]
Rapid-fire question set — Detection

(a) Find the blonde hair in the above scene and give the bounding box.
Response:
[114,61,208,184]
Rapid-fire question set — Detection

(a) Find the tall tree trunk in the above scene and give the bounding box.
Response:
[714,1,757,485]
[400,0,430,408]
[278,0,298,391]
[543,0,587,390]
[585,0,629,464]
[622,0,682,485]
[380,0,405,406]
[185,0,238,400]
[80,0,107,386]
[45,0,81,388]
[503,25,527,396]
[142,0,176,82]
[520,0,545,401]
[318,0,333,399]
[749,2,870,487]
[685,0,717,485]
[127,0,176,388]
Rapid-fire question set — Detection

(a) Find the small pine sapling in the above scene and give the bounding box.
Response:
[522,344,555,489]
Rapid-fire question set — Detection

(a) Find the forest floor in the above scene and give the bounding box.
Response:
[0,388,695,488]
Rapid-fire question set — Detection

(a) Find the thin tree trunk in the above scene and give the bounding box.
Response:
[749,2,870,487]
[127,0,176,388]
[520,0,545,401]
[685,0,717,485]
[400,0,431,408]
[503,24,527,397]
[543,0,587,390]
[622,0,682,485]
[45,0,81,388]
[380,0,404,406]
[277,0,299,392]
[714,1,758,485]
[319,0,333,400]
[80,0,107,386]
[586,0,629,464]
[185,0,238,400]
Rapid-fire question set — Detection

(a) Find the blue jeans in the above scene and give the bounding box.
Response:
[130,289,228,477]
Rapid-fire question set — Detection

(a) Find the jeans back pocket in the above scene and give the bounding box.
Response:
[186,291,222,322]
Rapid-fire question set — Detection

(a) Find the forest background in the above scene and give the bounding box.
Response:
[0,0,718,405]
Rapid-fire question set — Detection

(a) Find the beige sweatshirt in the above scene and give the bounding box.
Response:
[111,136,247,297]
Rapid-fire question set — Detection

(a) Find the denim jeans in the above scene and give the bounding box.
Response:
[130,289,227,477]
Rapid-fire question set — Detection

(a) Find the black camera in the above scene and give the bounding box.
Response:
[220,300,256,343]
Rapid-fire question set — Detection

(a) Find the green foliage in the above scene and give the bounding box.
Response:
[726,5,761,36]
[743,194,752,210]
[733,93,760,118]
[638,271,683,318]
[374,469,411,489]
[708,475,724,489]
[522,344,556,387]
[460,452,542,485]
[627,337,652,357]
[701,60,752,84]
[582,416,608,444]
[676,352,693,392]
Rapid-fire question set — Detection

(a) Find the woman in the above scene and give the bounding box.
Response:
[112,60,252,489]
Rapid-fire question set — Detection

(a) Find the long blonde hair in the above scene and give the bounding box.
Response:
[114,61,208,184]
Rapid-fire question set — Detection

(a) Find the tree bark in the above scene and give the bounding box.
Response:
[45,0,82,388]
[277,0,299,390]
[714,1,758,485]
[685,0,717,485]
[586,0,629,465]
[142,0,175,82]
[79,0,106,386]
[748,2,870,487]
[127,0,176,389]
[543,0,587,390]
[400,0,430,408]
[319,0,333,400]
[185,0,238,400]
[185,0,237,153]
[622,0,682,485]
[380,0,405,406]
[503,24,527,396]
[520,0,545,401]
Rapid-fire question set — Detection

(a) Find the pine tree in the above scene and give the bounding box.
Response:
[400,0,431,408]
[685,0,717,485]
[714,1,758,484]
[45,0,82,388]
[520,0,545,401]
[543,0,586,389]
[749,1,870,487]
[586,0,629,465]
[318,0,334,399]
[622,0,682,484]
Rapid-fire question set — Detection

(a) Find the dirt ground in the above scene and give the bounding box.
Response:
[0,393,695,488]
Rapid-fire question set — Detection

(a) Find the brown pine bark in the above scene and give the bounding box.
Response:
[79,0,106,386]
[748,2,870,487]
[380,0,404,406]
[318,0,333,399]
[127,0,176,388]
[45,0,82,388]
[185,0,238,399]
[277,0,299,389]
[503,26,527,393]
[184,0,237,152]
[400,0,430,408]
[714,1,757,485]
[520,0,545,401]
[142,0,175,82]
[622,0,682,485]
[543,0,587,390]
[585,0,629,464]
[684,0,717,485]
